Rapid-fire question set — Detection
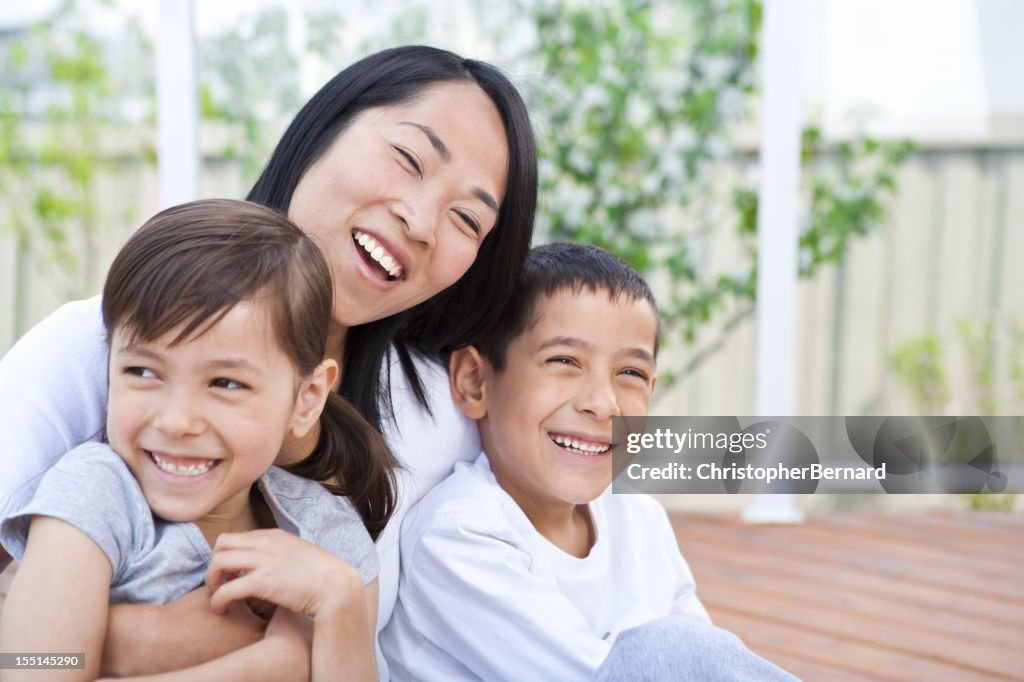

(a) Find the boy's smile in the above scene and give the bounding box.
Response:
[465,288,658,529]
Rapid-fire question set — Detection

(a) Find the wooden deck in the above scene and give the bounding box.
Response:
[669,510,1024,681]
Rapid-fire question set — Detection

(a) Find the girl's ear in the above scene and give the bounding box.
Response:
[449,346,489,420]
[289,359,339,439]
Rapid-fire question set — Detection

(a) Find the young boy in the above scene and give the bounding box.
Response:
[382,244,795,680]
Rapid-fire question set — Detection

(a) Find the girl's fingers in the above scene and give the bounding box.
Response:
[209,572,266,614]
[204,548,266,592]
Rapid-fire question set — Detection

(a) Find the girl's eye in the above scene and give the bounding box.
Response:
[125,367,157,379]
[453,209,481,236]
[395,147,423,177]
[211,378,249,391]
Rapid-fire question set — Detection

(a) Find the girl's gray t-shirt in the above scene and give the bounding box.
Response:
[0,441,377,604]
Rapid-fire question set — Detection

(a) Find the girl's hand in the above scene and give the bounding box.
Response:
[205,529,364,619]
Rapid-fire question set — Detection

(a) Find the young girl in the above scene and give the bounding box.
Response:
[0,199,396,681]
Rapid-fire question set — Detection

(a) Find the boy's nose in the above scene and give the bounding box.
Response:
[575,379,621,421]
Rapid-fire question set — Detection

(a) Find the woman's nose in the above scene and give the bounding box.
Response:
[394,198,439,248]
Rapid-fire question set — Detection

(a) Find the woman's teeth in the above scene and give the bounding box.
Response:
[150,452,216,476]
[551,434,610,455]
[354,230,403,279]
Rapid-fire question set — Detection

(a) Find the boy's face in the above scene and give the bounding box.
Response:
[473,288,658,512]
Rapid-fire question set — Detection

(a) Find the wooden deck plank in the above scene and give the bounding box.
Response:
[678,514,1021,590]
[673,522,1024,629]
[809,511,1022,564]
[711,610,1012,682]
[697,580,1024,678]
[668,510,1024,681]
[690,557,1022,648]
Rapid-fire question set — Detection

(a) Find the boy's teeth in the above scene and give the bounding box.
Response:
[551,434,610,455]
[354,230,403,278]
[151,452,215,476]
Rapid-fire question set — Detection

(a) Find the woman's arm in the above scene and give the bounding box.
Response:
[0,298,108,518]
[101,585,267,677]
[1,516,112,682]
[101,607,312,682]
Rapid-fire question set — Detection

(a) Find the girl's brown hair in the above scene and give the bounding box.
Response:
[102,199,397,539]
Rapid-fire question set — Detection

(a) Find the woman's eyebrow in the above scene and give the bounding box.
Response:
[400,121,451,162]
[400,120,500,213]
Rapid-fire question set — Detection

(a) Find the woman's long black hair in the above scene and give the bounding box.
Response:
[247,46,537,431]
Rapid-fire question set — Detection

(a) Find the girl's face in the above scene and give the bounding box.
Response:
[106,301,317,533]
[288,80,509,328]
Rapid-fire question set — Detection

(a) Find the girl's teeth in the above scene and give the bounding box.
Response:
[151,453,215,476]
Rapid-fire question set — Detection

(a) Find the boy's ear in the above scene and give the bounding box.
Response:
[449,346,489,420]
[289,359,339,439]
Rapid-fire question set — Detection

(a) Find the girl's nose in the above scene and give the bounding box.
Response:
[153,394,205,437]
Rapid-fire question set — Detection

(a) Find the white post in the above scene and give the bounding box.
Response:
[156,0,199,209]
[742,0,805,524]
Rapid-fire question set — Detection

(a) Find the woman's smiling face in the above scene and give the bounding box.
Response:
[288,80,509,328]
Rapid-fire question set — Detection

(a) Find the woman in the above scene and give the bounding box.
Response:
[0,45,536,677]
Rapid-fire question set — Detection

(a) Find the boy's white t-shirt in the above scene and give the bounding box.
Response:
[0,296,481,679]
[381,452,710,682]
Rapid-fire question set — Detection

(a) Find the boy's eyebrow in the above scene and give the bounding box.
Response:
[537,336,656,365]
[622,348,657,365]
[537,336,592,352]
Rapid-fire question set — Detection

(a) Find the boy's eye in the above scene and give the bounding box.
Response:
[547,356,579,368]
[125,366,157,379]
[620,368,649,381]
[211,378,249,391]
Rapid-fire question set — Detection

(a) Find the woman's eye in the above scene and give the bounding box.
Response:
[125,367,156,379]
[211,378,249,391]
[395,147,422,177]
[453,209,481,236]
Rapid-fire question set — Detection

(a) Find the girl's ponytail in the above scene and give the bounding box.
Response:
[284,393,398,541]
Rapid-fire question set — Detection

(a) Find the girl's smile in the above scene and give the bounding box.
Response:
[106,301,310,541]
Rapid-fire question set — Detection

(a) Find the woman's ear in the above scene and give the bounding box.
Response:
[289,359,339,439]
[449,346,489,420]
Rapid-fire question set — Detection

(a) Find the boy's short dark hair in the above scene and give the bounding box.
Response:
[474,242,659,371]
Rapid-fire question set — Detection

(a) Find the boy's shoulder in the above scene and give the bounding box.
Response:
[400,452,533,547]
